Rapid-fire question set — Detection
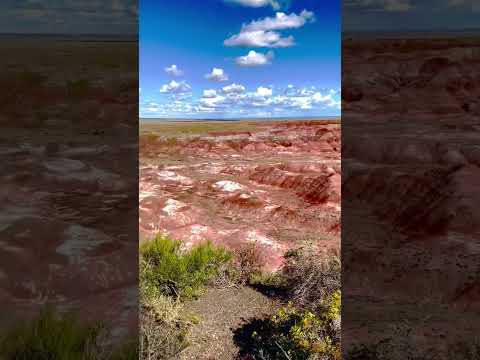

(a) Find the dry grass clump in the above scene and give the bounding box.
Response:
[139,295,191,360]
[235,242,264,285]
[282,246,341,314]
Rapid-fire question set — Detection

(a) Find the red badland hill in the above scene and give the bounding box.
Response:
[342,37,480,355]
[139,120,341,272]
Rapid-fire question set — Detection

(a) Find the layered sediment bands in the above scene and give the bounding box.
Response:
[249,165,340,205]
[343,38,480,356]
[345,163,480,237]
[0,131,138,336]
[139,121,341,272]
[343,39,480,117]
[0,41,138,339]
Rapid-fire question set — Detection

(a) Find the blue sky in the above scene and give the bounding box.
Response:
[140,0,341,119]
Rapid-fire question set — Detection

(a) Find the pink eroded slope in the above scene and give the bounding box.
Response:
[139,121,341,272]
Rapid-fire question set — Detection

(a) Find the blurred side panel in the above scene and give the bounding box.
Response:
[0,1,138,354]
[342,2,480,358]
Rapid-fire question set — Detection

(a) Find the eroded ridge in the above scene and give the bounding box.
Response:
[139,120,341,272]
[0,40,138,341]
[342,38,480,355]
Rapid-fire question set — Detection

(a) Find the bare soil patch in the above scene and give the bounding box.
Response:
[179,286,278,360]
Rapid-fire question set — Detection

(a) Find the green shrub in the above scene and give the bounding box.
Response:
[0,307,138,360]
[139,235,233,359]
[140,235,233,300]
[249,272,286,288]
[247,291,341,360]
[238,243,342,360]
[0,307,101,360]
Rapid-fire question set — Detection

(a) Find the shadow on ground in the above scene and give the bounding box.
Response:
[248,283,289,302]
[232,317,270,360]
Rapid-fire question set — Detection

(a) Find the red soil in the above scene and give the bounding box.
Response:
[139,121,341,272]
[342,37,480,355]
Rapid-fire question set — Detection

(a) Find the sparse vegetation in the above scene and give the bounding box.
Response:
[139,235,235,359]
[236,244,341,360]
[282,246,341,314]
[140,295,191,360]
[245,293,341,360]
[235,242,264,285]
[139,119,340,138]
[249,271,286,288]
[138,233,342,360]
[140,235,233,300]
[139,121,259,137]
[0,307,138,360]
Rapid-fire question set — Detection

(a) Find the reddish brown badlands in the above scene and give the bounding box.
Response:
[0,40,138,343]
[139,120,341,271]
[342,37,480,355]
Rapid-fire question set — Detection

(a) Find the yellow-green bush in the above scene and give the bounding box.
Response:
[140,235,233,300]
[139,235,234,359]
[248,290,341,360]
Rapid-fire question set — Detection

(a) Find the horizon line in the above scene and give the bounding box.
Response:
[140,116,341,121]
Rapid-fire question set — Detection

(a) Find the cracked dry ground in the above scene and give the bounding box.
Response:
[179,286,275,360]
[139,120,340,358]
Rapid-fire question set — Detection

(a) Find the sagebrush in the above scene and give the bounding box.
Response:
[140,235,233,299]
[139,235,234,359]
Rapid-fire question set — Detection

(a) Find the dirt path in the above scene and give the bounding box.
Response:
[179,286,278,360]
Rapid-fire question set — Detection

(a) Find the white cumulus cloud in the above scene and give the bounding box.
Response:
[224,0,282,10]
[222,83,246,94]
[205,67,229,82]
[224,10,314,48]
[203,89,217,98]
[243,10,314,32]
[157,84,340,118]
[225,30,294,48]
[201,94,227,108]
[160,80,191,94]
[236,50,274,66]
[256,86,273,97]
[164,64,184,76]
